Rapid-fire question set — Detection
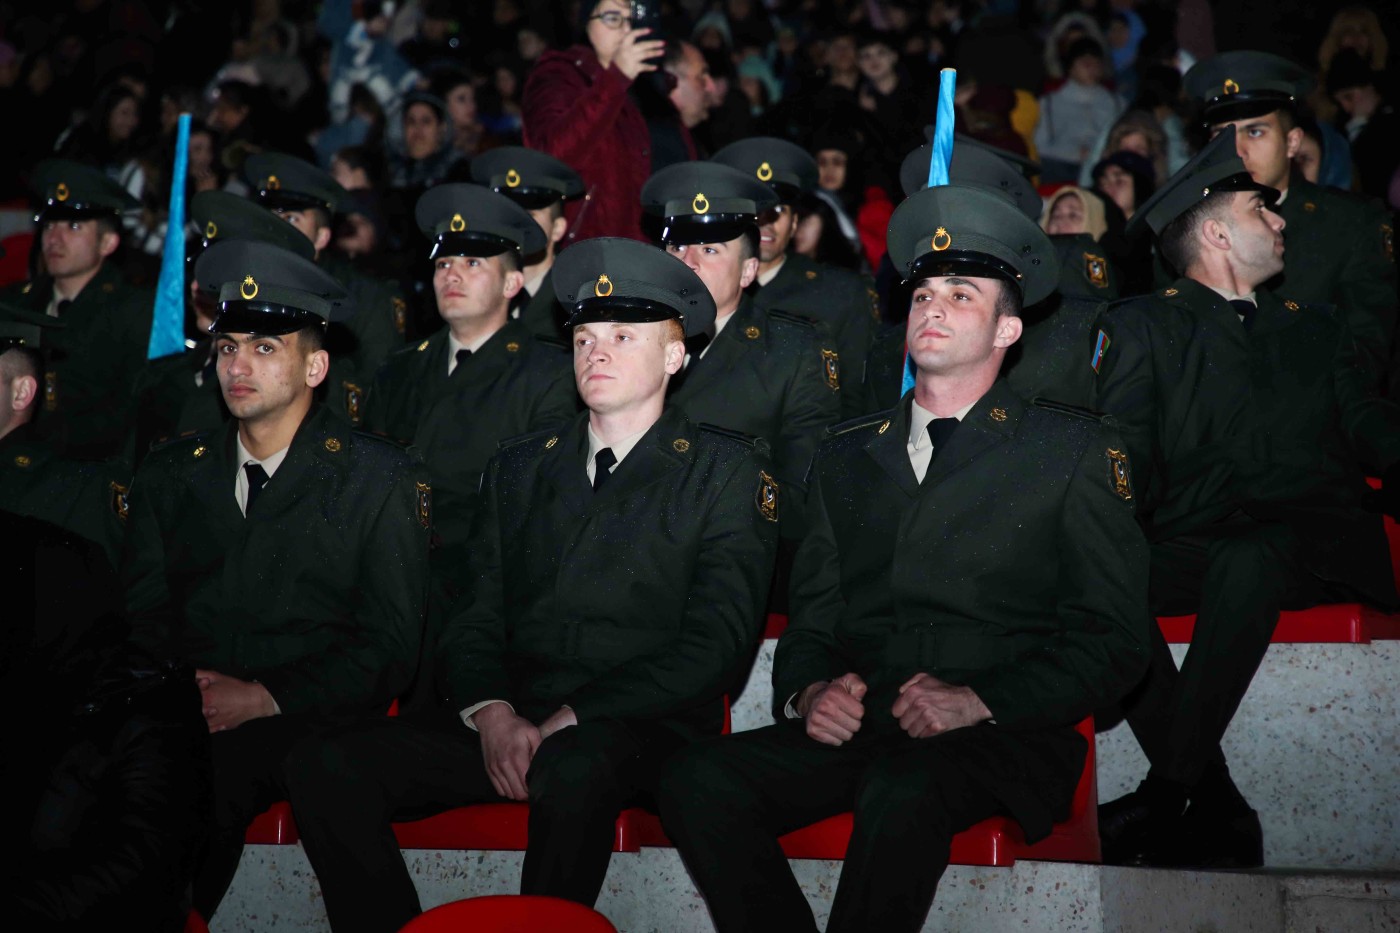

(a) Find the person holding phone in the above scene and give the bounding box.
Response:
[521,0,667,243]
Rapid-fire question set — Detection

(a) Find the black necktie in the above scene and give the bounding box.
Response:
[454,348,471,372]
[55,298,71,317]
[244,462,270,513]
[1229,299,1256,330]
[593,448,617,492]
[926,417,959,464]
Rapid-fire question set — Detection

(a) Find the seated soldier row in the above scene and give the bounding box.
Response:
[2,46,1399,933]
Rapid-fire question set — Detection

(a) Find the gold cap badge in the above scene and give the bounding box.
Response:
[266,175,281,190]
[55,182,70,201]
[692,192,709,214]
[1222,78,1239,95]
[449,213,466,232]
[240,275,259,300]
[757,161,773,182]
[594,274,613,297]
[505,168,521,188]
[931,227,952,251]
[205,220,218,239]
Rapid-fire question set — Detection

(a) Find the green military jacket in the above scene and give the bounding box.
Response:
[668,296,841,535]
[442,407,779,737]
[0,424,129,569]
[512,268,569,342]
[1268,176,1396,393]
[121,404,431,716]
[0,264,153,457]
[751,253,875,420]
[1094,278,1400,608]
[777,384,1148,834]
[127,339,228,468]
[319,250,409,427]
[362,317,578,551]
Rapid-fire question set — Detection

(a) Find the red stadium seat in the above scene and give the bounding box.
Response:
[398,895,617,932]
[1158,604,1400,644]
[764,613,788,639]
[185,909,210,933]
[630,717,1101,867]
[244,801,298,845]
[0,232,33,288]
[1368,476,1400,590]
[393,803,637,852]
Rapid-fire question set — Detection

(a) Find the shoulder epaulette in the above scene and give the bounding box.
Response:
[149,429,207,453]
[532,333,569,351]
[767,308,819,330]
[826,411,891,436]
[696,422,757,447]
[497,426,562,452]
[1031,398,1107,422]
[352,428,411,450]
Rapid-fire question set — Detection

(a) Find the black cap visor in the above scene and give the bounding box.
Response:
[494,184,565,211]
[1203,91,1295,126]
[256,189,333,214]
[36,201,120,224]
[429,231,518,260]
[565,295,684,330]
[661,214,757,246]
[907,250,1025,297]
[210,300,326,336]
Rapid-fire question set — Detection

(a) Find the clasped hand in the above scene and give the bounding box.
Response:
[800,672,991,745]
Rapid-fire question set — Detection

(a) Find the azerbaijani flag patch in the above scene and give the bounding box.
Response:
[1090,329,1111,373]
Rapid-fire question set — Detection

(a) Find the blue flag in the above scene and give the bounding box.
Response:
[148,113,191,360]
[904,68,958,398]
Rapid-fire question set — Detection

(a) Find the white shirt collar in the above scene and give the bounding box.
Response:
[447,327,499,374]
[586,422,651,475]
[234,433,292,515]
[907,397,977,450]
[1205,285,1257,307]
[756,255,787,287]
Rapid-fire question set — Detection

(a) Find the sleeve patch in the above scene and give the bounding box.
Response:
[1105,448,1133,501]
[416,481,432,528]
[821,348,841,390]
[1091,329,1111,373]
[756,470,779,522]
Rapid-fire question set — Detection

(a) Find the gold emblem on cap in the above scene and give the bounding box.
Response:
[449,213,466,232]
[505,341,520,352]
[505,168,522,188]
[595,274,614,297]
[266,175,281,190]
[14,454,31,468]
[990,408,1007,422]
[192,445,207,459]
[544,436,559,449]
[745,325,761,339]
[55,182,70,201]
[757,161,773,182]
[240,275,259,300]
[673,438,690,452]
[1222,78,1239,95]
[692,192,709,214]
[205,221,218,239]
[931,227,952,252]
[324,437,342,453]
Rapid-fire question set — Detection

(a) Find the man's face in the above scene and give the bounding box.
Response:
[1333,84,1379,119]
[757,204,798,263]
[668,44,717,129]
[216,330,323,422]
[527,205,567,253]
[1210,112,1300,191]
[41,218,114,281]
[826,36,856,71]
[433,254,517,325]
[857,43,896,82]
[1221,190,1286,283]
[274,207,331,253]
[666,237,757,314]
[403,103,443,160]
[208,98,247,134]
[573,319,683,413]
[905,275,1021,377]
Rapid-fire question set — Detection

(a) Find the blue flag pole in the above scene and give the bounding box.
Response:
[148,113,192,360]
[903,68,958,398]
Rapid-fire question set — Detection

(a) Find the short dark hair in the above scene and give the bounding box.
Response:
[1158,190,1232,275]
[497,249,521,274]
[294,323,325,354]
[995,279,1022,318]
[736,226,759,262]
[94,214,121,239]
[0,346,41,383]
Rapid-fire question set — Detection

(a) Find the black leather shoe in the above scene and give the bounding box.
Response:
[1098,789,1186,866]
[1171,800,1264,868]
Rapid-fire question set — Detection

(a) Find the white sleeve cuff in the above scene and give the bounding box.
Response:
[459,699,514,731]
[783,693,802,720]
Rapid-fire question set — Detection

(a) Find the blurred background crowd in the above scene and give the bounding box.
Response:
[2,0,1397,329]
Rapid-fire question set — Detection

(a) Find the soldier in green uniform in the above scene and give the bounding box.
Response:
[712,137,877,419]
[364,183,578,708]
[1093,128,1400,868]
[864,139,1119,412]
[656,184,1149,933]
[128,190,317,465]
[1183,50,1397,395]
[641,161,841,537]
[121,240,431,921]
[471,146,584,342]
[0,160,152,458]
[244,152,409,425]
[280,237,780,933]
[0,307,128,567]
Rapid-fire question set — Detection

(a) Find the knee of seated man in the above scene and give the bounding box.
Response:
[1205,525,1295,581]
[281,729,377,800]
[657,739,744,819]
[526,727,627,806]
[853,746,963,830]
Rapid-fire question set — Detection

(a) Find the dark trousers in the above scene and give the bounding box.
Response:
[1123,516,1323,788]
[657,721,1074,933]
[192,713,341,920]
[281,711,688,933]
